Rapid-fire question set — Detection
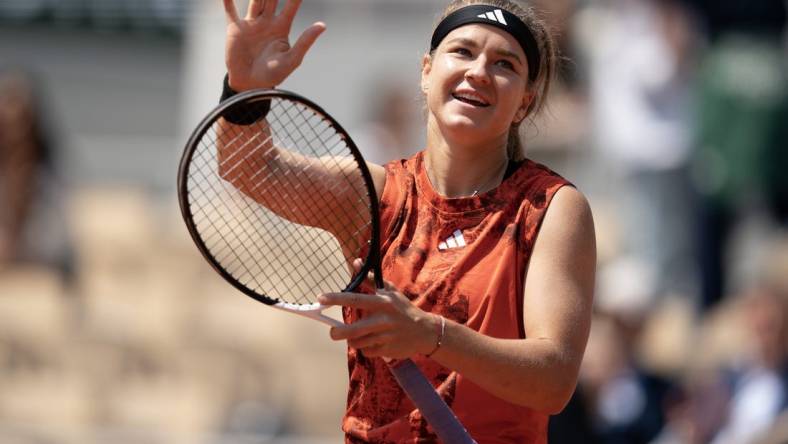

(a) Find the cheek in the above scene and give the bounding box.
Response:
[424,80,441,111]
[424,68,453,110]
[428,58,462,91]
[441,57,461,73]
[496,78,527,112]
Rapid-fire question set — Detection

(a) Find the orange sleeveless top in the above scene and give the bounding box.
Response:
[342,151,571,444]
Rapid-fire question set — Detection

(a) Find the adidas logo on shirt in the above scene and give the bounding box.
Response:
[438,229,467,251]
[477,9,508,26]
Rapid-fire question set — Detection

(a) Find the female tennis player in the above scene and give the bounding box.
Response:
[220,0,595,442]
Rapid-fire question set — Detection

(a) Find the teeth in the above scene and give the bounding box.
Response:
[456,93,484,102]
[453,92,489,106]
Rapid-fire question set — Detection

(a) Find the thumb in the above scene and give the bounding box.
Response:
[289,22,326,66]
[352,258,386,292]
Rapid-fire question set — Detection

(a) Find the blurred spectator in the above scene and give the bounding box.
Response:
[651,370,730,444]
[709,283,788,444]
[551,314,671,444]
[0,68,73,280]
[652,245,788,444]
[755,409,788,444]
[548,388,599,444]
[551,259,675,444]
[579,0,698,304]
[684,0,788,309]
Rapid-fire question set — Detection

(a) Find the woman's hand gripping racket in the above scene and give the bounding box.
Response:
[178,89,475,443]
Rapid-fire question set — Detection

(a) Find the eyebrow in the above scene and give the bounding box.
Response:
[444,37,524,66]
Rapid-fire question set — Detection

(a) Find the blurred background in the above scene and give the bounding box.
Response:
[0,0,786,443]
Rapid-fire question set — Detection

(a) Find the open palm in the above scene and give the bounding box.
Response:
[223,0,325,91]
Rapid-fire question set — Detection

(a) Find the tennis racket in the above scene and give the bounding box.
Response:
[178,88,475,443]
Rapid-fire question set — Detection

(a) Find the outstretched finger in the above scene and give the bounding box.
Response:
[352,258,396,291]
[348,332,395,351]
[330,315,391,341]
[288,21,326,66]
[352,258,364,273]
[223,0,241,24]
[279,0,303,33]
[262,0,278,17]
[360,344,387,358]
[247,0,264,19]
[369,272,397,291]
[369,269,397,292]
[319,292,390,310]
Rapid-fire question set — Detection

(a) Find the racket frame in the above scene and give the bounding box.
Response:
[177,89,383,307]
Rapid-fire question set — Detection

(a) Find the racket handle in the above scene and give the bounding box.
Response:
[389,359,477,444]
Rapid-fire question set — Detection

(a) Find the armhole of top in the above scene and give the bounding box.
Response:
[519,178,574,250]
[378,161,409,249]
[517,176,574,337]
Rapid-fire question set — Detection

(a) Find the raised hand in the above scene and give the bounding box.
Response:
[223,0,325,91]
[319,259,441,359]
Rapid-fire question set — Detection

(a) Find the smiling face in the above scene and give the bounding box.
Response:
[422,24,533,149]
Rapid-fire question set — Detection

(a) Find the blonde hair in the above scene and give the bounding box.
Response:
[430,0,559,161]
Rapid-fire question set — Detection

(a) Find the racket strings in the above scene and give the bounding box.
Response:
[217,102,369,239]
[192,152,352,305]
[219,135,368,253]
[256,101,371,245]
[186,97,373,305]
[193,146,355,303]
[189,160,292,293]
[192,135,356,303]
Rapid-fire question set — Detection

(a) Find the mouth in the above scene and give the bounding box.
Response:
[451,91,490,108]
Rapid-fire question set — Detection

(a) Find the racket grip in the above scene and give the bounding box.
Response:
[389,359,477,444]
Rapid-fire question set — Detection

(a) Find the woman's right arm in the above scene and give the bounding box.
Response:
[217,118,373,234]
[216,0,386,239]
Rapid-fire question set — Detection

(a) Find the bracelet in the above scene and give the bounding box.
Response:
[220,73,271,125]
[425,315,445,358]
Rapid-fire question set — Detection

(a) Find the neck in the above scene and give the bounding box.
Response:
[424,118,510,198]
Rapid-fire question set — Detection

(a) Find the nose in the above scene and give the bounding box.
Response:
[464,56,491,85]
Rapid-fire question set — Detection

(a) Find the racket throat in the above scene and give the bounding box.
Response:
[273,301,344,327]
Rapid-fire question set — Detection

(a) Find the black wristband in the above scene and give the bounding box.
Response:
[220,74,271,125]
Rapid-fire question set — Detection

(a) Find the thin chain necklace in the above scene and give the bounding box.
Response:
[470,159,508,196]
[427,155,509,198]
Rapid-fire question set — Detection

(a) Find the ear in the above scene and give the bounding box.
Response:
[420,53,432,94]
[514,91,535,123]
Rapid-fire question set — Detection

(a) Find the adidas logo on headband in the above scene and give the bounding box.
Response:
[477,9,508,26]
[430,5,541,81]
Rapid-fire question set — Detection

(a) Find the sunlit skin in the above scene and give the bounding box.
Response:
[222,0,325,91]
[423,25,531,151]
[321,23,594,414]
[420,24,534,198]
[220,0,595,414]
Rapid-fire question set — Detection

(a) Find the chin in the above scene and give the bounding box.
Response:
[441,115,508,140]
[441,118,480,136]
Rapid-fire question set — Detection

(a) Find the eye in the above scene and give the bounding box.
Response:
[452,47,472,57]
[496,59,516,71]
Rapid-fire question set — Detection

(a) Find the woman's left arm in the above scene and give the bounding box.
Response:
[321,186,596,414]
[432,186,595,413]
